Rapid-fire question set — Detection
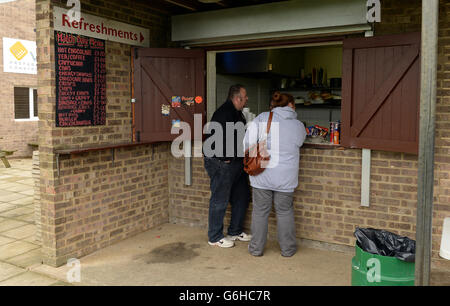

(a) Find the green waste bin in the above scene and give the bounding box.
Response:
[351,244,415,286]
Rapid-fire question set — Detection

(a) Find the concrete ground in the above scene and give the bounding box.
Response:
[1,158,450,286]
[31,222,354,286]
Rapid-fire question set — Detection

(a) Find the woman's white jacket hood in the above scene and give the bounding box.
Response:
[243,106,306,193]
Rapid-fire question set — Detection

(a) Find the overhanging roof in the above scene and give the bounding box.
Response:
[172,0,370,45]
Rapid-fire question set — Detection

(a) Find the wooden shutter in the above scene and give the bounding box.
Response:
[134,48,205,143]
[341,32,421,154]
[14,87,30,119]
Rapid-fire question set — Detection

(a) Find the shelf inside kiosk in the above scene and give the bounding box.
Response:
[216,44,343,145]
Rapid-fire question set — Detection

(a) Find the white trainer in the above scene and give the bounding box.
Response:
[227,232,252,242]
[208,238,235,248]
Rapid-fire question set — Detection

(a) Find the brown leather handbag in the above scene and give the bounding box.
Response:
[243,112,273,176]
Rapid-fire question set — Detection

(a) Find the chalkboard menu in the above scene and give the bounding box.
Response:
[55,31,106,127]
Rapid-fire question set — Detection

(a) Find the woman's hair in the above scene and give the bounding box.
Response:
[270,91,294,110]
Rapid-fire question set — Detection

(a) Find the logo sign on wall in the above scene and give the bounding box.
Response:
[53,6,150,47]
[2,38,37,74]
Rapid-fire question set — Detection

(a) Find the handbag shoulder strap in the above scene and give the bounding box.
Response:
[256,112,274,143]
[266,111,274,134]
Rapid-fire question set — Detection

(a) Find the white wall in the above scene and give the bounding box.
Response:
[216,74,272,115]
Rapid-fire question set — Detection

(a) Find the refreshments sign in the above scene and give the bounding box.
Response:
[54,6,150,47]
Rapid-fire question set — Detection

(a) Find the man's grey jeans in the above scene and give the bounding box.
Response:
[249,188,297,257]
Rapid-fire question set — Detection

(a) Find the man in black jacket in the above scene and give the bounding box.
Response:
[203,84,251,248]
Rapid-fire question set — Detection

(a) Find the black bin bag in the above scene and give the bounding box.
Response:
[354,227,416,262]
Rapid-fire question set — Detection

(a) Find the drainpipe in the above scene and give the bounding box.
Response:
[415,0,439,286]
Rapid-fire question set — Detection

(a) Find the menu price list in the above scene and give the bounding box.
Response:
[55,31,106,127]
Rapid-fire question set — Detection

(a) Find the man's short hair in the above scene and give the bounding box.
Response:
[227,84,245,101]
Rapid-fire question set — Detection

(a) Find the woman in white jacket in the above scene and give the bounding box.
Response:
[244,92,306,257]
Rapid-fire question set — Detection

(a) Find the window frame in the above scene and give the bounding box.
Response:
[14,87,38,122]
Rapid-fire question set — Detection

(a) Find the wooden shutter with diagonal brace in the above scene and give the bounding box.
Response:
[134,48,205,143]
[341,32,421,154]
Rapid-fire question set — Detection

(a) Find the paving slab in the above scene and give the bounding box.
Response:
[0,262,26,282]
[8,169,32,175]
[3,185,32,193]
[13,213,35,223]
[14,171,33,177]
[3,248,43,269]
[14,179,34,185]
[2,224,36,240]
[1,207,34,218]
[0,241,40,260]
[0,203,17,213]
[0,236,15,246]
[8,197,34,206]
[18,190,34,196]
[0,183,21,190]
[0,192,29,202]
[3,177,28,183]
[0,271,60,286]
[22,235,40,245]
[0,219,28,232]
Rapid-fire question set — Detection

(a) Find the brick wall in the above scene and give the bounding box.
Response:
[375,0,450,268]
[36,0,450,268]
[168,0,450,269]
[168,149,418,251]
[430,0,450,269]
[36,0,172,266]
[51,143,170,264]
[295,149,419,243]
[0,0,38,157]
